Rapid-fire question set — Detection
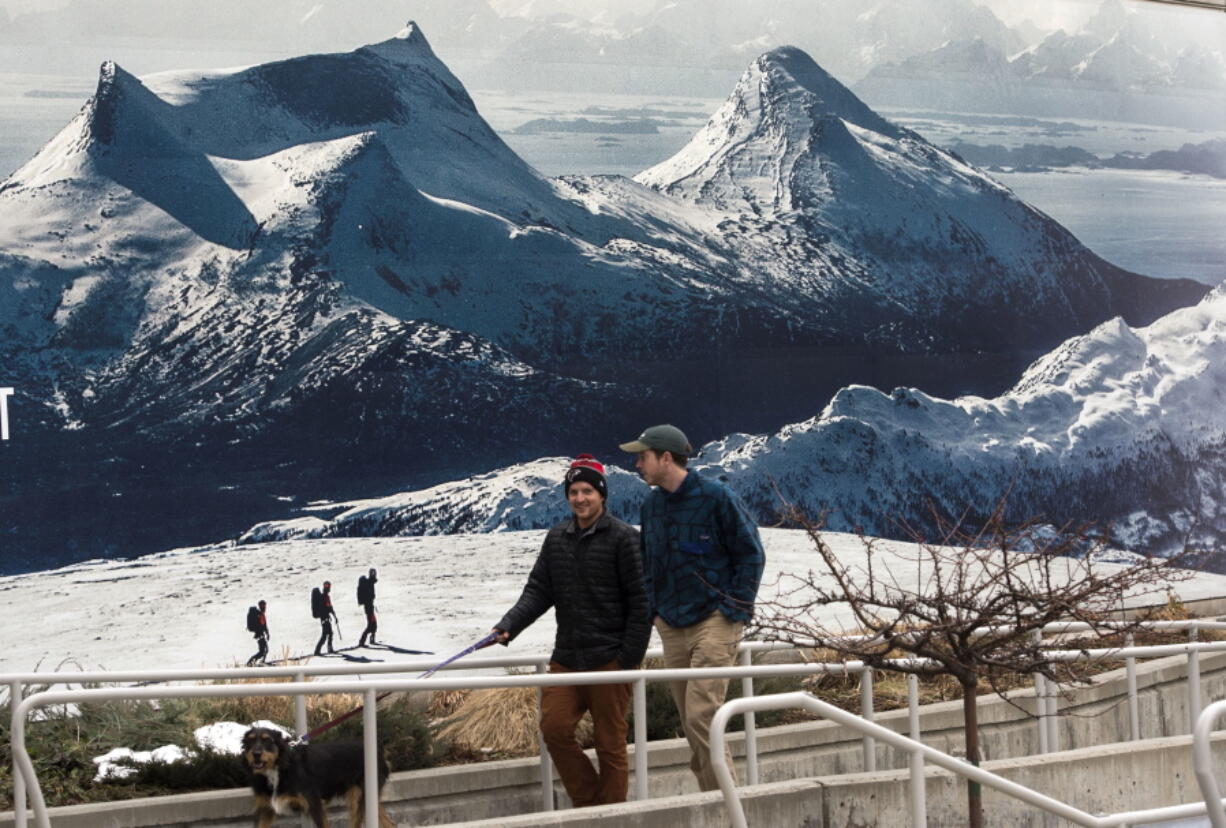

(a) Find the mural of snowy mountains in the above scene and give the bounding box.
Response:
[244,284,1226,558]
[0,22,1208,570]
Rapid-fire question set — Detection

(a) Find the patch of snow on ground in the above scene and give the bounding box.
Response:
[92,745,190,782]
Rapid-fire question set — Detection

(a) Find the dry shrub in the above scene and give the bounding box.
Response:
[1154,592,1190,621]
[436,686,593,756]
[427,689,471,718]
[187,649,374,735]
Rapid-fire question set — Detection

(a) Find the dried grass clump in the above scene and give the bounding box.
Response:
[188,648,372,734]
[427,689,471,718]
[436,686,593,755]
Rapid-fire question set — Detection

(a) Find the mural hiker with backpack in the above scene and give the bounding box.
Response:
[312,581,340,655]
[358,568,380,647]
[245,600,269,666]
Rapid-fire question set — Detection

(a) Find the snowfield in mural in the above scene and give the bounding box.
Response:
[6,527,1226,675]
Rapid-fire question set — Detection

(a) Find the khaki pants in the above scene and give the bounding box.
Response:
[655,611,743,791]
[539,659,634,807]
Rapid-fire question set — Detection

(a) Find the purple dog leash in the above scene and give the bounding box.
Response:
[296,632,500,744]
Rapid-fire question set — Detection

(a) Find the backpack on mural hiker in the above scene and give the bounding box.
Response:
[246,605,261,632]
[311,587,325,619]
[357,575,371,606]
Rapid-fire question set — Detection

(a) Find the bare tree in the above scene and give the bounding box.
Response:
[751,499,1194,828]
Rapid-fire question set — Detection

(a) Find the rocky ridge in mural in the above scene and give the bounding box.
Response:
[0,23,1206,568]
[245,284,1226,557]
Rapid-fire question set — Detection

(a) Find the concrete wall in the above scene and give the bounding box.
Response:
[440,733,1226,828]
[4,649,1226,827]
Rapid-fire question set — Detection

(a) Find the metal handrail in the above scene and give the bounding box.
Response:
[7,617,1219,687]
[711,692,1226,828]
[1194,700,1226,828]
[10,663,843,828]
[5,644,883,828]
[6,624,1225,827]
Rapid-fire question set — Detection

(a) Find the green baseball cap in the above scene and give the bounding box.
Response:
[619,424,692,456]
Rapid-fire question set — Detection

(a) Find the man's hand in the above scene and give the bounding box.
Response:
[491,627,511,646]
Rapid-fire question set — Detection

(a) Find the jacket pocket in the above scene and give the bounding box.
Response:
[680,540,714,556]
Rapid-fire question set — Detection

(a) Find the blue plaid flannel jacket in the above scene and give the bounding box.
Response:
[639,472,765,628]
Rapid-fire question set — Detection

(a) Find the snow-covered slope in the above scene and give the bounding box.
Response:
[239,457,649,542]
[6,528,1224,675]
[702,284,1226,555]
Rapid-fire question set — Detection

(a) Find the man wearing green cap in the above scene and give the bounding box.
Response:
[619,424,765,792]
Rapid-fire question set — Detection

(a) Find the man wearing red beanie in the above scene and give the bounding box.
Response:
[491,454,650,807]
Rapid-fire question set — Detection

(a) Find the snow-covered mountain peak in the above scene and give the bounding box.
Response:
[389,20,430,48]
[635,45,904,213]
[1080,0,1134,42]
[1013,286,1226,401]
[5,59,181,190]
[752,46,901,136]
[360,19,473,108]
[226,282,1226,560]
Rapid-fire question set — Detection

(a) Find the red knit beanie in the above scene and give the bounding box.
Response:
[564,454,608,500]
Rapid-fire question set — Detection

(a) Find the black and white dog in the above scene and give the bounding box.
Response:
[241,726,395,827]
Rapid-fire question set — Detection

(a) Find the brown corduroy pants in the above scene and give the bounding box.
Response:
[539,659,634,807]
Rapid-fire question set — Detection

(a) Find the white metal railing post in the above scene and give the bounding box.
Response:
[633,676,648,801]
[363,688,378,828]
[1033,630,1048,754]
[12,699,45,828]
[1125,634,1140,741]
[1046,677,1059,752]
[711,691,1226,828]
[11,679,27,828]
[536,660,554,811]
[861,667,876,772]
[1189,627,1203,735]
[1035,673,1049,754]
[294,672,308,738]
[710,705,750,828]
[907,674,927,828]
[1193,700,1226,828]
[739,648,759,786]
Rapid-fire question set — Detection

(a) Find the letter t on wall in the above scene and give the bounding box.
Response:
[0,387,12,440]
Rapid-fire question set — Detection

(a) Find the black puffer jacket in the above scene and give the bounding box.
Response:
[496,513,651,670]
